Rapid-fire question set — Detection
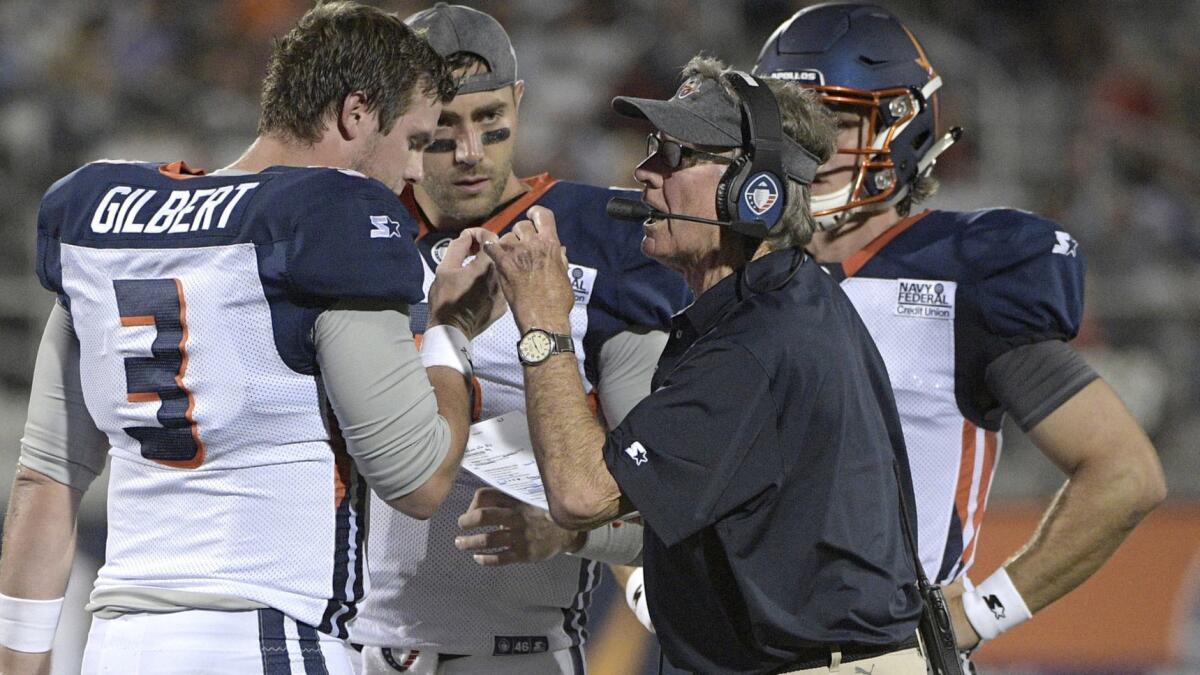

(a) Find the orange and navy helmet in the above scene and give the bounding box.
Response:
[754,3,959,228]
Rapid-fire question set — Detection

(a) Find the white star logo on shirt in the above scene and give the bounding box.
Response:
[624,441,649,466]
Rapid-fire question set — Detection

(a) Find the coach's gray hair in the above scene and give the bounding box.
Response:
[681,56,837,251]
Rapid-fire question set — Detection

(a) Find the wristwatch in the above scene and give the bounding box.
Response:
[517,327,574,366]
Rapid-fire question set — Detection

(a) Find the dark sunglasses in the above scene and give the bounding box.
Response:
[646,134,734,169]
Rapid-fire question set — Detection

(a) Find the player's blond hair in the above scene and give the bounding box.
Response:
[680,56,837,251]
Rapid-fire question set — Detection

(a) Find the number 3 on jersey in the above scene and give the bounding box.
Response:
[113,277,206,468]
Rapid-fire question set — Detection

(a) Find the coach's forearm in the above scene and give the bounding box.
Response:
[522,347,623,530]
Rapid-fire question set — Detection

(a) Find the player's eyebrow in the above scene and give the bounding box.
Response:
[409,131,432,149]
[472,102,506,122]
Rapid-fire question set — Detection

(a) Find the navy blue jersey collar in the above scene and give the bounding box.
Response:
[678,248,806,336]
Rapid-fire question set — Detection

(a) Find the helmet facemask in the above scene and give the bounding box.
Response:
[809,78,942,230]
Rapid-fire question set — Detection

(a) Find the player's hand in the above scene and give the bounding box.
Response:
[942,577,982,649]
[0,645,52,675]
[475,206,575,333]
[455,487,584,566]
[427,228,507,339]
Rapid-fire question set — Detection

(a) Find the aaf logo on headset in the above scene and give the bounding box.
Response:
[743,173,781,216]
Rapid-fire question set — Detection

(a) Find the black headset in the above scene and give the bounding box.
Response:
[714,72,789,239]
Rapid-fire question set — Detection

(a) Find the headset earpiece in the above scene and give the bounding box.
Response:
[715,154,752,224]
[721,72,789,238]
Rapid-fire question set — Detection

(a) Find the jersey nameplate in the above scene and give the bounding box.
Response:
[90,183,260,235]
[895,278,955,320]
[567,263,597,304]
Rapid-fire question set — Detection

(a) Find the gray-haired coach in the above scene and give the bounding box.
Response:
[475,56,927,675]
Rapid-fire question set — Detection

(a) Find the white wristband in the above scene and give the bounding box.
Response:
[624,567,655,634]
[961,568,1032,641]
[420,325,472,377]
[0,593,64,653]
[570,521,644,565]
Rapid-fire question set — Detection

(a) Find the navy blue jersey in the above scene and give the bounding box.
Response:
[34,160,425,637]
[835,207,1085,583]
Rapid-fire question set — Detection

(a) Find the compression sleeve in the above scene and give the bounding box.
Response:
[314,301,450,502]
[18,302,110,491]
[985,340,1099,431]
[596,329,669,430]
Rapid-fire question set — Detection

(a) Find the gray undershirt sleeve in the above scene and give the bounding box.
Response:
[596,329,669,430]
[19,301,110,491]
[314,301,451,503]
[985,340,1100,432]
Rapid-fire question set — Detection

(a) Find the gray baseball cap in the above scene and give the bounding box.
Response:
[404,3,518,95]
[613,72,820,183]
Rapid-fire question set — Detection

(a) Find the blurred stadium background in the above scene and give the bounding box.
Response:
[0,0,1197,672]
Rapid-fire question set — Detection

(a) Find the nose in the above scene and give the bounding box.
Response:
[404,152,424,185]
[633,154,664,189]
[455,128,485,166]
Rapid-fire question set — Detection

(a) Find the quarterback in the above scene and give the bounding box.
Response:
[351,5,688,675]
[0,4,503,674]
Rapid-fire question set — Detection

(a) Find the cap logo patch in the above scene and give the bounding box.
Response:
[744,173,780,216]
[675,77,701,99]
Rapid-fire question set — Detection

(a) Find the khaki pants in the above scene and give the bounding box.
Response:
[780,646,926,674]
[780,636,928,675]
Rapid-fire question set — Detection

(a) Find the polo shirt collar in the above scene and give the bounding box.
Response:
[677,248,806,336]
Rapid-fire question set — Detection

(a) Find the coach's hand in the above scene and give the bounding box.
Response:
[943,577,982,649]
[455,488,584,566]
[475,206,575,334]
[428,227,507,339]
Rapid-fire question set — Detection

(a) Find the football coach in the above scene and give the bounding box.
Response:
[475,56,928,675]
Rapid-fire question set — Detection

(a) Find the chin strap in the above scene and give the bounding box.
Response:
[916,127,963,177]
[814,125,963,232]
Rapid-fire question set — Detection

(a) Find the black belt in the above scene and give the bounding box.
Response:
[768,634,920,673]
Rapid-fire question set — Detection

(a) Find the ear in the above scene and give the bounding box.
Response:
[511,80,526,111]
[337,91,372,142]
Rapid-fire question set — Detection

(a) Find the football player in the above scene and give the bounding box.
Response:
[0,4,504,674]
[624,1,1167,661]
[350,5,689,675]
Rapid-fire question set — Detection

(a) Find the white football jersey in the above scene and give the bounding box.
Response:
[353,177,689,654]
[836,208,1085,583]
[37,161,429,638]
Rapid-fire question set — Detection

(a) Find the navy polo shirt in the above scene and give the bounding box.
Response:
[603,249,922,674]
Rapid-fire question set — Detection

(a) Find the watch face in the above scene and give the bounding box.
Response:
[519,330,554,364]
